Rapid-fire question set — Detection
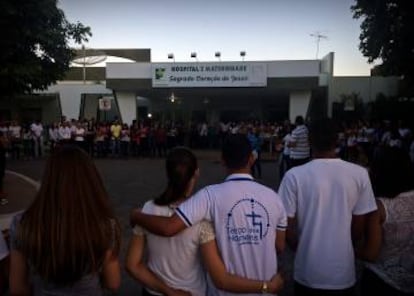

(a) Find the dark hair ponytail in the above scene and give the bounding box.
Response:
[154,147,198,206]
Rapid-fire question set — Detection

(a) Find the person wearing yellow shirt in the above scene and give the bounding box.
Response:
[110,120,122,157]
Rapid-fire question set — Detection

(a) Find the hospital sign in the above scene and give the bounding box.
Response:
[152,62,267,88]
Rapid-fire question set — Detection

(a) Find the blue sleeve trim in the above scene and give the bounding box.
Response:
[176,207,192,227]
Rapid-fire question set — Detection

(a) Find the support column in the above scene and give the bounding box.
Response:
[115,91,137,125]
[289,90,311,123]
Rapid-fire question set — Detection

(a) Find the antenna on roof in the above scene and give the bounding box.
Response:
[310,32,328,59]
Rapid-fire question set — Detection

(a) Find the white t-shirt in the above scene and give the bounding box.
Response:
[30,123,43,138]
[74,127,85,142]
[58,126,72,140]
[134,200,211,296]
[176,173,287,296]
[278,159,377,289]
[9,126,21,139]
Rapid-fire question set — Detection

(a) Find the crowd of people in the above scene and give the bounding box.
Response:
[0,116,413,164]
[0,116,413,295]
[0,117,289,161]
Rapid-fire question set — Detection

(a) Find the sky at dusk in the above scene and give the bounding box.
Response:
[59,0,377,76]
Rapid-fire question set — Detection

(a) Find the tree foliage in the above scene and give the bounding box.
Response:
[0,0,91,96]
[351,0,414,81]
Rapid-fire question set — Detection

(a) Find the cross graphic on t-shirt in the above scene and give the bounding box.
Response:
[246,211,263,239]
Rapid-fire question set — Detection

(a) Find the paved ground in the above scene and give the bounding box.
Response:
[5,150,295,295]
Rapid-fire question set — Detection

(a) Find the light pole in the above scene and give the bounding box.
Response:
[215,51,221,62]
[168,53,175,62]
[191,52,198,62]
[240,51,246,61]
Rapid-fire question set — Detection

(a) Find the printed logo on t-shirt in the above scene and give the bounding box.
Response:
[226,198,270,245]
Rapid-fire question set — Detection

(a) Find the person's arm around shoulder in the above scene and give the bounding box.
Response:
[200,222,283,294]
[125,227,190,296]
[130,209,186,237]
[130,188,211,237]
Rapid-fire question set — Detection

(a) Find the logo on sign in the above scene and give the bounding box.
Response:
[155,68,166,80]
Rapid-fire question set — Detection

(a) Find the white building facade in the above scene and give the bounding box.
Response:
[0,49,400,124]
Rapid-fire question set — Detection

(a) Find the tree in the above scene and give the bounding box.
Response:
[351,0,414,89]
[0,0,91,97]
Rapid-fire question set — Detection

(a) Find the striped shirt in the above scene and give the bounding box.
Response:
[290,125,310,159]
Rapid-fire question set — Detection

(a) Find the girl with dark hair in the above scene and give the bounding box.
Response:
[9,145,121,295]
[126,147,204,295]
[359,147,414,295]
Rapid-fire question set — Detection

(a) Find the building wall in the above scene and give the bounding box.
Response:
[42,96,61,123]
[328,76,400,116]
[106,60,322,80]
[40,82,112,120]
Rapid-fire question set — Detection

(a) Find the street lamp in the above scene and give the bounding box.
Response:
[168,53,175,62]
[191,52,198,62]
[240,51,246,61]
[215,51,221,61]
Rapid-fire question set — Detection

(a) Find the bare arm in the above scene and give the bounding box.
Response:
[276,229,286,255]
[355,201,383,262]
[351,214,366,244]
[201,240,283,294]
[130,209,187,237]
[125,234,190,296]
[101,249,121,292]
[286,217,298,251]
[9,250,30,296]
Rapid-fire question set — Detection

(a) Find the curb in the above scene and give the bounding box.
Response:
[5,170,40,190]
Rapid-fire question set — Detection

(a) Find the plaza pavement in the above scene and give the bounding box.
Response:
[4,150,295,295]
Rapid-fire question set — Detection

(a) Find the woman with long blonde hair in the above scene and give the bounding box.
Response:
[9,145,121,295]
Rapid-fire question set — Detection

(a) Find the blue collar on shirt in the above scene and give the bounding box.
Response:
[224,174,255,182]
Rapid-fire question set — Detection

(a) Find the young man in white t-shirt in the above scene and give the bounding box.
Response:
[278,118,377,296]
[30,120,43,158]
[131,134,287,295]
